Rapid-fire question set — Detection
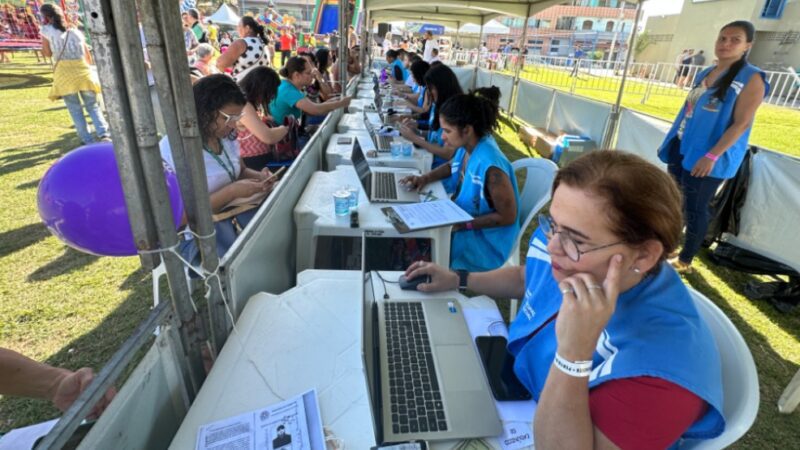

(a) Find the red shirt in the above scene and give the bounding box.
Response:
[589,376,707,449]
[280,34,291,50]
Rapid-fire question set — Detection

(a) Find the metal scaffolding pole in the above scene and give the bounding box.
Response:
[339,0,348,90]
[142,0,232,353]
[361,8,369,73]
[509,3,533,117]
[601,0,643,149]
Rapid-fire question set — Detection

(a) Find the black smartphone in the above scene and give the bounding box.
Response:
[475,336,533,401]
[371,441,428,450]
[337,136,353,145]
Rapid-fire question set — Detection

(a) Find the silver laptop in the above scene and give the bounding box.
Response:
[352,141,419,203]
[364,112,394,152]
[360,245,502,443]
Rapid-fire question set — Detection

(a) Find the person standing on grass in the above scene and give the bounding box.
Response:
[658,21,768,274]
[39,3,110,145]
[280,28,292,67]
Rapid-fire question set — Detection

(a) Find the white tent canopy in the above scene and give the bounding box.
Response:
[204,3,240,26]
[459,19,509,34]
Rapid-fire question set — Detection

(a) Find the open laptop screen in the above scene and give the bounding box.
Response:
[351,140,372,198]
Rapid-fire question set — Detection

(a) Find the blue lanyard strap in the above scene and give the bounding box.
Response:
[204,140,236,182]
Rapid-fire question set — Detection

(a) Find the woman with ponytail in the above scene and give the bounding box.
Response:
[402,87,520,272]
[269,56,351,124]
[39,3,110,144]
[216,16,271,81]
[658,20,768,273]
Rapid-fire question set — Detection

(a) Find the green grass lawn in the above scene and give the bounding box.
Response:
[511,65,800,159]
[0,55,798,447]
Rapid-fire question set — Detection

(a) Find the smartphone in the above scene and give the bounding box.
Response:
[475,336,533,401]
[371,441,428,450]
[264,166,287,183]
[337,136,354,145]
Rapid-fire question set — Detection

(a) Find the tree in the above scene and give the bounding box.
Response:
[634,30,652,57]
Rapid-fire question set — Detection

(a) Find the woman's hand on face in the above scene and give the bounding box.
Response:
[403,261,458,293]
[555,255,623,361]
[690,157,715,177]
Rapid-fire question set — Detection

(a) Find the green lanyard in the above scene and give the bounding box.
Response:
[203,140,236,182]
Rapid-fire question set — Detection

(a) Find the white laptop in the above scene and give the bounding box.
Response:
[352,141,418,203]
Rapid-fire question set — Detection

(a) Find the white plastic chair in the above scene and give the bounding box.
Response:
[682,289,759,449]
[507,158,558,318]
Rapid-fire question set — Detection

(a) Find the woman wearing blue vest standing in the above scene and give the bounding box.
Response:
[399,64,464,177]
[402,87,520,272]
[658,21,768,274]
[405,151,725,448]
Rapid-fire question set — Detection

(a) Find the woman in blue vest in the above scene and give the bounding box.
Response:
[402,87,520,272]
[402,60,431,116]
[399,63,464,172]
[385,49,409,83]
[405,151,725,448]
[658,21,768,274]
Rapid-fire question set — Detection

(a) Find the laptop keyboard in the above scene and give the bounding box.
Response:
[385,302,448,435]
[374,172,398,200]
[377,134,393,151]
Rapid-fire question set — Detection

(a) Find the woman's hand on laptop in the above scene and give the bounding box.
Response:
[400,174,427,191]
[404,261,458,293]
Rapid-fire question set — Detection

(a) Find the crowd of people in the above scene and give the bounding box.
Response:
[4,8,773,447]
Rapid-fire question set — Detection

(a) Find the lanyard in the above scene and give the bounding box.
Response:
[204,140,236,182]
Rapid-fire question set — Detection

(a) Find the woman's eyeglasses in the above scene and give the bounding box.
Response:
[538,214,624,262]
[218,110,243,125]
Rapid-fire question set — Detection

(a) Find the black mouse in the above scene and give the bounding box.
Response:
[399,274,431,290]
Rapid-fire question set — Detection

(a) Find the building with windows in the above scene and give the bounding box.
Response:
[639,0,800,70]
[486,0,636,59]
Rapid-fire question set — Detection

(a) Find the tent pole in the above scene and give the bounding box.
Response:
[472,15,484,90]
[601,0,643,149]
[509,2,533,117]
[454,20,460,57]
[361,8,369,72]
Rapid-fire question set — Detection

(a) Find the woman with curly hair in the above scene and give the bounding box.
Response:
[159,75,279,262]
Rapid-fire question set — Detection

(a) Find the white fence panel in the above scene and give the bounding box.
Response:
[515,81,555,129]
[615,108,670,169]
[548,91,611,144]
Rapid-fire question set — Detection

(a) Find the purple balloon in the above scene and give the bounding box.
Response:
[37,142,184,256]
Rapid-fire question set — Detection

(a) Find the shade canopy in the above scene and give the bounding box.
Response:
[204,3,240,26]
[459,19,509,34]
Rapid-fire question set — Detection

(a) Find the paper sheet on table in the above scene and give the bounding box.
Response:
[195,389,323,450]
[463,306,537,450]
[385,199,472,232]
[0,419,57,450]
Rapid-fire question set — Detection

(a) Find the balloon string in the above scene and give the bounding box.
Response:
[138,228,283,400]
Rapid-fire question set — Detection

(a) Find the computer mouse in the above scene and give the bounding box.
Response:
[399,274,431,290]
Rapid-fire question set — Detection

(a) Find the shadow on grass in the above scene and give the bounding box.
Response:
[689,250,800,342]
[0,222,50,259]
[27,247,100,282]
[682,268,800,448]
[0,266,155,432]
[0,133,79,177]
[0,72,49,90]
[15,179,39,190]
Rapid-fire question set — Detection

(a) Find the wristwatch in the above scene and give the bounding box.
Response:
[456,270,469,292]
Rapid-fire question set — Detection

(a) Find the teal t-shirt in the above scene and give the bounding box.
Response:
[269,79,305,124]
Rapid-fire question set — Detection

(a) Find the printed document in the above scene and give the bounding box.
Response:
[196,389,324,450]
[385,199,472,232]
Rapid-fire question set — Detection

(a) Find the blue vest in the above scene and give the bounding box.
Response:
[417,86,426,108]
[391,59,408,81]
[442,147,466,194]
[658,62,769,179]
[427,103,447,169]
[508,229,726,442]
[450,136,520,272]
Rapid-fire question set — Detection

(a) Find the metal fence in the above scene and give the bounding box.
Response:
[437,49,800,109]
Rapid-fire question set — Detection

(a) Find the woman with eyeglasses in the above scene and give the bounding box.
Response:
[404,151,725,449]
[160,75,279,262]
[401,87,519,272]
[269,56,352,125]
